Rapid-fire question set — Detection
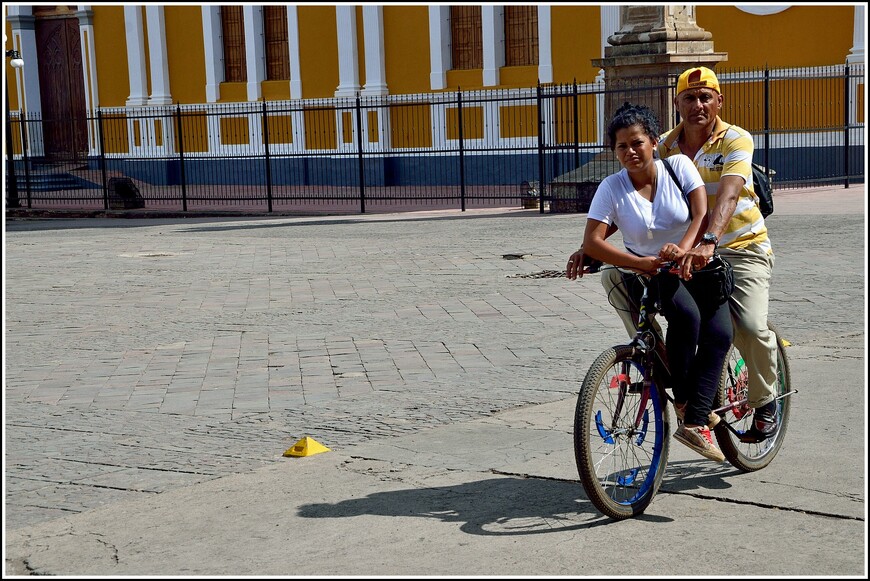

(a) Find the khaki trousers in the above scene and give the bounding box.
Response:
[719,245,777,407]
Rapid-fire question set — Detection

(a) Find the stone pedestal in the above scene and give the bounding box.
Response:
[549,151,622,213]
[550,5,728,213]
[593,5,727,129]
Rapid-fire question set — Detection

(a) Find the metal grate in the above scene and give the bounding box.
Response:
[221,6,247,82]
[507,270,566,279]
[505,6,538,67]
[264,6,290,81]
[450,5,482,70]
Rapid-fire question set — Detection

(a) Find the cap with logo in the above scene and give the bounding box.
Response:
[676,67,721,95]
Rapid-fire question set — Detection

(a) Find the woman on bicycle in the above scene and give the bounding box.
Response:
[568,102,733,462]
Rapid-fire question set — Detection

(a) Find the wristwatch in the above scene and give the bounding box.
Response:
[700,232,719,247]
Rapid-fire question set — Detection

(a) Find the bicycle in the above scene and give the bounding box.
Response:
[573,264,796,520]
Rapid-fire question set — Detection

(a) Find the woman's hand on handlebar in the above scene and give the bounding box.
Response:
[658,243,689,277]
[632,255,666,276]
[658,243,685,263]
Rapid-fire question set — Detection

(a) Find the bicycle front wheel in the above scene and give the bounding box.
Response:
[574,346,670,520]
[714,322,792,472]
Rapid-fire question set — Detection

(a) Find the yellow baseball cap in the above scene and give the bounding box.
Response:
[676,66,720,95]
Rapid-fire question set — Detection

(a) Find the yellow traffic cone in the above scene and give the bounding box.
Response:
[283,436,331,457]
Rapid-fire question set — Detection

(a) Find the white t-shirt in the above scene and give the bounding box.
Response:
[587,154,704,257]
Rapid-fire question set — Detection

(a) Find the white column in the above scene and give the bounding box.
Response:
[428,5,450,90]
[287,6,302,99]
[201,6,223,102]
[77,9,99,111]
[334,6,360,97]
[77,8,101,155]
[243,5,265,101]
[361,6,387,95]
[596,4,620,142]
[146,6,172,105]
[482,5,503,87]
[537,5,552,83]
[7,8,42,118]
[124,6,149,106]
[596,4,620,83]
[17,27,40,116]
[7,7,44,156]
[847,5,865,64]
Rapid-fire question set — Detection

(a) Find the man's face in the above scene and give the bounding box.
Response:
[675,88,723,130]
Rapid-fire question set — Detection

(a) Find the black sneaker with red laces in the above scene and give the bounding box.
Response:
[754,400,778,436]
[739,400,778,443]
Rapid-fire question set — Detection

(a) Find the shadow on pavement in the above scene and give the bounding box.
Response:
[297,463,736,534]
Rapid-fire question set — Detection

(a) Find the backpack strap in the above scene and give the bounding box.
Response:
[661,157,692,219]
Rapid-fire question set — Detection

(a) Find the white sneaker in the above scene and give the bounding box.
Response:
[674,424,725,462]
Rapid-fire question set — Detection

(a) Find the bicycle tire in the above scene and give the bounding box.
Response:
[574,345,670,520]
[714,322,792,472]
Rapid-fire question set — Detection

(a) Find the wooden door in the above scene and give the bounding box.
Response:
[35,16,88,160]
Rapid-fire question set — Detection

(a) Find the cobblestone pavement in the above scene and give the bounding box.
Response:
[3,188,865,532]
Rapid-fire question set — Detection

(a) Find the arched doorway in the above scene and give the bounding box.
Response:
[34,5,88,161]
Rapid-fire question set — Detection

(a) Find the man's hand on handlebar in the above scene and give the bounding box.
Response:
[679,243,716,281]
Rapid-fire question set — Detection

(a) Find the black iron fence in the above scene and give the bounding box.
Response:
[5,64,864,214]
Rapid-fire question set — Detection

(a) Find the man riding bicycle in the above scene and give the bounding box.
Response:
[584,67,779,442]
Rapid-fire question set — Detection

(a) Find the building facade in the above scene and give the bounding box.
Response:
[4,4,866,190]
[6,4,865,110]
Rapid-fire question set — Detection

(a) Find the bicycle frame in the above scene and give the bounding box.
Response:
[611,267,797,438]
[611,271,671,432]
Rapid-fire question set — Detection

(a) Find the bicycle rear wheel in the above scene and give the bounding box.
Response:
[714,322,791,472]
[574,345,670,520]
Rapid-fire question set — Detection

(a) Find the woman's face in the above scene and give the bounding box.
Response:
[613,124,657,173]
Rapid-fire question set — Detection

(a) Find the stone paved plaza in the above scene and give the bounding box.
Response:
[3,186,866,538]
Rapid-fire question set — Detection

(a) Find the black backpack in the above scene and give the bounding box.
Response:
[751,163,774,218]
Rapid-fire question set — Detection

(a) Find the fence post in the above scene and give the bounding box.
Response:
[4,90,20,208]
[536,81,545,214]
[458,88,466,211]
[355,93,366,213]
[572,79,579,170]
[96,110,108,210]
[844,63,850,188]
[18,116,32,208]
[763,66,771,186]
[262,100,273,211]
[174,105,187,212]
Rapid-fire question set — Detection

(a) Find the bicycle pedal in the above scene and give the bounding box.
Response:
[628,381,644,394]
[737,427,774,444]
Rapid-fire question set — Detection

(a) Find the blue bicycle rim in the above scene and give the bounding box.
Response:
[616,376,665,506]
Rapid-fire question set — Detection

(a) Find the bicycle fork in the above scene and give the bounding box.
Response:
[610,348,655,437]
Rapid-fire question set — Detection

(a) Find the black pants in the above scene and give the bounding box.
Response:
[626,273,734,427]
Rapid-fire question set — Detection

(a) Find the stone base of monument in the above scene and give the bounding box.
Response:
[548,152,622,214]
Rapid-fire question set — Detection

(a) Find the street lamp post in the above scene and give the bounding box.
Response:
[6,37,24,209]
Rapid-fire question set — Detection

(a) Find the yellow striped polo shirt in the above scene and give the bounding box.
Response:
[658,117,772,254]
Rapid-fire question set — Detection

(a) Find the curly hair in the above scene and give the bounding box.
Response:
[606,102,661,151]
